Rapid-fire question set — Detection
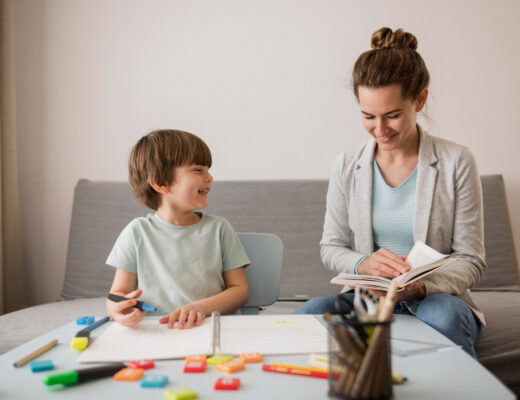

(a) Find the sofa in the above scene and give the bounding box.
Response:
[0,176,519,396]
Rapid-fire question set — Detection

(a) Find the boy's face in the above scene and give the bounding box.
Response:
[162,164,213,213]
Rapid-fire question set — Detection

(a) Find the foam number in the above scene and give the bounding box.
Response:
[214,377,240,390]
[114,367,144,381]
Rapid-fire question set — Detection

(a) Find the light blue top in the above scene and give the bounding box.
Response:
[106,212,250,315]
[371,158,418,256]
[353,159,417,274]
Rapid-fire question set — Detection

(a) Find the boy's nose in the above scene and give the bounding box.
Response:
[206,173,213,182]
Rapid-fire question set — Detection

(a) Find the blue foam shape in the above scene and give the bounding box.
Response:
[140,374,168,388]
[30,359,54,372]
[76,316,95,325]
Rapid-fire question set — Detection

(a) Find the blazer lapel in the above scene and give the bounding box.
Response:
[353,140,376,254]
[414,126,438,243]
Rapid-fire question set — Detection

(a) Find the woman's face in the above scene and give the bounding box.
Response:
[358,84,426,152]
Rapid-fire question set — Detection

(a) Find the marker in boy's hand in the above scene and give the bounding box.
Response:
[106,288,147,328]
[159,303,207,329]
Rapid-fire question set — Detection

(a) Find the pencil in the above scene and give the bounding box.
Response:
[13,339,58,367]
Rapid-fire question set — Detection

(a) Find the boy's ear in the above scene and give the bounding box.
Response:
[149,179,170,194]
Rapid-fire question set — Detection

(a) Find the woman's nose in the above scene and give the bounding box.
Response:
[375,119,387,136]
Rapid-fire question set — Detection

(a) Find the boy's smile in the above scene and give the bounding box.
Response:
[157,164,213,225]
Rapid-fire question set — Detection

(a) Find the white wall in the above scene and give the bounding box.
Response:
[14,0,520,305]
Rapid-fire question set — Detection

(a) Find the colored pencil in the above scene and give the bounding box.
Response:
[13,339,58,367]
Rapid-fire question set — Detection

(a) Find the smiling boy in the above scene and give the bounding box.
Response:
[106,129,250,329]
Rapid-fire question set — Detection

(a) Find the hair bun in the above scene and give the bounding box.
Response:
[371,27,418,50]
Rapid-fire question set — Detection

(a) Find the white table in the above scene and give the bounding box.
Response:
[0,315,514,399]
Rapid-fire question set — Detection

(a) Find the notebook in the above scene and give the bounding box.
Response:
[77,314,328,363]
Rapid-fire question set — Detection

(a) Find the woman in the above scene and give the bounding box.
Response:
[295,27,485,358]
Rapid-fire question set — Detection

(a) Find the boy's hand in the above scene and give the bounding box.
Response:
[106,288,146,328]
[159,303,207,329]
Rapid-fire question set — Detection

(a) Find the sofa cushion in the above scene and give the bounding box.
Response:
[478,175,520,288]
[473,290,520,395]
[62,177,519,301]
[61,180,150,299]
[204,180,338,299]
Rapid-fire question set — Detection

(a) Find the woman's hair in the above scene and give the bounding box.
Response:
[128,129,212,210]
[352,27,430,101]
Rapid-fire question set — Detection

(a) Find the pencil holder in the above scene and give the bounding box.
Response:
[327,316,392,400]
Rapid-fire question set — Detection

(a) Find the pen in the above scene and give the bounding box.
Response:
[43,363,126,386]
[107,293,157,312]
[13,339,58,367]
[262,364,329,379]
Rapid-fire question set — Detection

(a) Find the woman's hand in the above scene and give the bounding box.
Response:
[358,248,410,277]
[394,280,427,301]
[367,279,427,302]
[159,303,207,329]
[106,288,146,328]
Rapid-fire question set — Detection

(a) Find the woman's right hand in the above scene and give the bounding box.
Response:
[106,288,146,328]
[358,248,410,277]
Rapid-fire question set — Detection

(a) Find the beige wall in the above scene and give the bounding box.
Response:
[14,0,520,304]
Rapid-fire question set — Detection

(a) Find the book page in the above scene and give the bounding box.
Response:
[330,273,393,290]
[406,241,446,269]
[396,257,454,287]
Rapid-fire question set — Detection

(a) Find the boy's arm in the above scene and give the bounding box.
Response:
[159,266,249,329]
[106,268,146,328]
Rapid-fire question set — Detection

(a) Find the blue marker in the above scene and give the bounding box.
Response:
[107,293,157,312]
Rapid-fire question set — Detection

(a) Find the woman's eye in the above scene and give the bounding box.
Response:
[364,115,375,120]
[387,114,400,119]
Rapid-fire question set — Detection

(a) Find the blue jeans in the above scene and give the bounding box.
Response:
[294,292,482,358]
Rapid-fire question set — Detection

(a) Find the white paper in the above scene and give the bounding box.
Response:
[78,314,328,363]
[406,240,446,269]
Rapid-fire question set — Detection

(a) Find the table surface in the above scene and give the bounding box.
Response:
[0,314,514,400]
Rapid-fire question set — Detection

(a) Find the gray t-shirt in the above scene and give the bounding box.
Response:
[106,212,250,315]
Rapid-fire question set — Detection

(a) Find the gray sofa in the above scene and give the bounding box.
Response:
[1,176,519,396]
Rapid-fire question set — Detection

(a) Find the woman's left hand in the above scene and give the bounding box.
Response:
[394,280,426,301]
[370,280,426,302]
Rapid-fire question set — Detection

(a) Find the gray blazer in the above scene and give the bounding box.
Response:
[320,126,486,325]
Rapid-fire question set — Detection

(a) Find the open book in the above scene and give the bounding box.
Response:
[77,314,328,363]
[330,241,455,291]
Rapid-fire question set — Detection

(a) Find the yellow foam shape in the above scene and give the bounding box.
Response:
[70,337,88,350]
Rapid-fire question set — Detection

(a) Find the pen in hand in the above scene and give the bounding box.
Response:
[107,293,157,312]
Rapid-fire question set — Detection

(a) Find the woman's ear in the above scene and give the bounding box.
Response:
[415,88,428,112]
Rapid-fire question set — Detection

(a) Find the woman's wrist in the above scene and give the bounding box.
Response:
[354,256,367,275]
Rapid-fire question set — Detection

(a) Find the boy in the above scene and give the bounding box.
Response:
[106,129,250,329]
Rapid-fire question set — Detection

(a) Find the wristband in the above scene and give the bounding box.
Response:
[354,256,367,275]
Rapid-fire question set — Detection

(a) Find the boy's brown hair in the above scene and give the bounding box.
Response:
[128,129,212,210]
